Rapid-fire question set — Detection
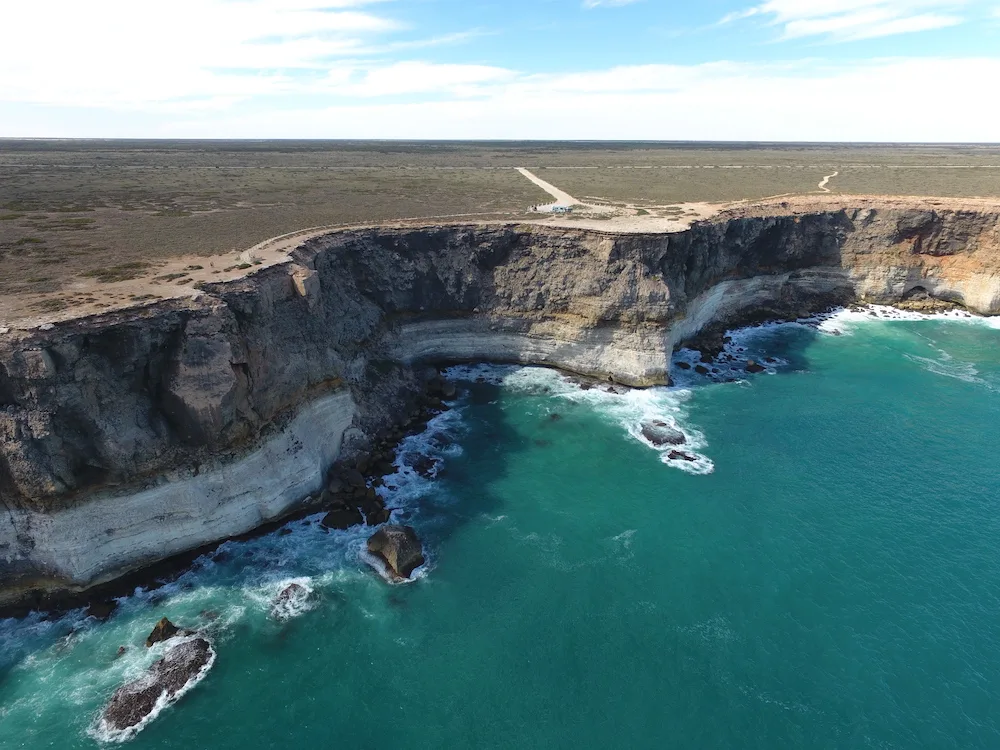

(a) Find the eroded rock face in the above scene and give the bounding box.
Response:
[100,638,215,738]
[2,203,1000,608]
[367,525,425,579]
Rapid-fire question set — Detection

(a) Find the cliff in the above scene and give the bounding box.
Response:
[2,202,998,609]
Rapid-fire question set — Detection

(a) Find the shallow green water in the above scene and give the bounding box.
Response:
[3,311,1000,749]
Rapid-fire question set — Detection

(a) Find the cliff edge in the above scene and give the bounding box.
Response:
[2,199,998,609]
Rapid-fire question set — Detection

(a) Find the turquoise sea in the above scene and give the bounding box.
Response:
[2,308,1000,749]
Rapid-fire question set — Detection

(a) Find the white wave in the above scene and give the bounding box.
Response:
[358,548,428,585]
[243,577,316,621]
[89,636,217,744]
[446,364,715,475]
[818,304,986,333]
[904,353,996,392]
[377,405,465,514]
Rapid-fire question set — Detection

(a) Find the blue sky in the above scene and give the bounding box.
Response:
[2,0,999,140]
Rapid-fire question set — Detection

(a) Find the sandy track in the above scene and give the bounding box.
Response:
[817,171,839,193]
[516,168,578,206]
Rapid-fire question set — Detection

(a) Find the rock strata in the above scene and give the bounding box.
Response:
[3,202,1000,609]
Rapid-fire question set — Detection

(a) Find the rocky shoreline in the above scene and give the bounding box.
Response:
[3,203,1000,612]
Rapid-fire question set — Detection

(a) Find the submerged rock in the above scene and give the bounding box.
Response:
[271,583,310,620]
[694,364,710,375]
[145,617,180,648]
[640,420,686,447]
[100,638,215,737]
[367,525,425,579]
[675,361,691,370]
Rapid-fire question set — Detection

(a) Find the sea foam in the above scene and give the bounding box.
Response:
[445,364,715,475]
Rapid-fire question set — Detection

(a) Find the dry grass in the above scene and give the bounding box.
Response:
[2,140,999,301]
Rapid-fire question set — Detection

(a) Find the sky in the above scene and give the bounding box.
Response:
[1,0,999,141]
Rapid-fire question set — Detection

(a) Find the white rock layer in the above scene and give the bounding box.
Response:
[0,390,355,594]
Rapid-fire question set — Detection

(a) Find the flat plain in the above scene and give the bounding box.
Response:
[1,140,999,322]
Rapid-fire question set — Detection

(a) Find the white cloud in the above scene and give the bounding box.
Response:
[6,57,998,142]
[721,0,970,40]
[0,0,405,107]
[330,61,515,97]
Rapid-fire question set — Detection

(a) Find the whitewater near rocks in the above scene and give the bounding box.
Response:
[2,308,999,747]
[1,199,999,609]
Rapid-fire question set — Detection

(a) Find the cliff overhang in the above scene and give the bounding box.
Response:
[2,201,998,611]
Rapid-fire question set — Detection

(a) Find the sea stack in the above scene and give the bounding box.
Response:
[367,525,426,579]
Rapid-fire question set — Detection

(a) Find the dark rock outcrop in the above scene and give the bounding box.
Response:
[4,203,1000,610]
[367,525,425,579]
[321,506,364,530]
[101,638,214,736]
[86,600,118,621]
[745,360,766,374]
[640,420,686,447]
[145,617,180,648]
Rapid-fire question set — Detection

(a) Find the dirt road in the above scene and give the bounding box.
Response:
[516,168,578,206]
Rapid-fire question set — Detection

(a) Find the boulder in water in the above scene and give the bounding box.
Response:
[271,583,311,620]
[367,525,425,579]
[145,618,180,648]
[694,364,710,375]
[100,638,215,738]
[668,450,697,462]
[640,420,686,447]
[675,361,691,370]
[745,360,766,374]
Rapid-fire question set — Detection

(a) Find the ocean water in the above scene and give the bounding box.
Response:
[3,310,1000,749]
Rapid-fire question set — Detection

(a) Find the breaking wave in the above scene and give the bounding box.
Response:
[444,364,714,474]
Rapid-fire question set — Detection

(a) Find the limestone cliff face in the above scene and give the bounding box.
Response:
[1,204,997,606]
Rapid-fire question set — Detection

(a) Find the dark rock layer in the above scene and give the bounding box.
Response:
[101,638,214,735]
